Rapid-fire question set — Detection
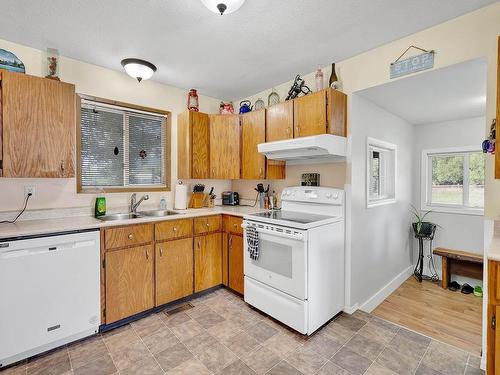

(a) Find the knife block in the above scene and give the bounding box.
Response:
[189,193,207,209]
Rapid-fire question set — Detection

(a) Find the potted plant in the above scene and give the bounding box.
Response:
[411,205,437,238]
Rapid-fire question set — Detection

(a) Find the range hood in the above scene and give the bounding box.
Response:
[258,134,346,164]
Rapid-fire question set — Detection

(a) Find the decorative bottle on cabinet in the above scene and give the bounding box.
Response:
[315,66,324,91]
[187,89,199,111]
[329,63,340,90]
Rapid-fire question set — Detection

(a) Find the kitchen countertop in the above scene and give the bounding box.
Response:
[0,205,265,240]
[487,222,500,261]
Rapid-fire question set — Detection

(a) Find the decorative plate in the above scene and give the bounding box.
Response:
[0,49,25,73]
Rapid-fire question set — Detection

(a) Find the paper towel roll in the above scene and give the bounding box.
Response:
[174,183,188,209]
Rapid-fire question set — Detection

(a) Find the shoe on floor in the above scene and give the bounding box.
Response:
[473,286,483,297]
[448,281,460,291]
[461,283,474,294]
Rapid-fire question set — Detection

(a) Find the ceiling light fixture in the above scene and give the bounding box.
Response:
[201,0,245,15]
[121,58,157,82]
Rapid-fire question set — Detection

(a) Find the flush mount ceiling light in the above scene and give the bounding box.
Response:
[201,0,245,15]
[120,58,157,82]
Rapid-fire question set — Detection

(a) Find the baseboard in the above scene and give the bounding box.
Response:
[359,265,413,313]
[343,304,359,314]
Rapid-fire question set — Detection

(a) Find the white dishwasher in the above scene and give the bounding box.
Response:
[0,230,101,368]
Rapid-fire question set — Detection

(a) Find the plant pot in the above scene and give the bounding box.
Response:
[412,221,436,238]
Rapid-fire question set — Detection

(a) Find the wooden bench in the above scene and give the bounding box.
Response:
[433,247,483,289]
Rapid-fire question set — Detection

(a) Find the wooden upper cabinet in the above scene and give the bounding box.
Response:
[266,100,293,142]
[105,244,154,323]
[293,88,347,139]
[155,238,193,306]
[241,110,265,179]
[293,90,327,138]
[209,114,240,179]
[177,111,210,179]
[1,71,75,177]
[194,232,222,292]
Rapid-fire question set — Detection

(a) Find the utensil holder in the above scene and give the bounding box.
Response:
[189,193,207,209]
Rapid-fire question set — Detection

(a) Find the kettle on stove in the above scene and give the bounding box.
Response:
[239,100,253,114]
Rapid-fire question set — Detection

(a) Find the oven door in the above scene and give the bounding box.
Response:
[243,220,307,300]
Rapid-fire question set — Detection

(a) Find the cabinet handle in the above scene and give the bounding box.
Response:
[233,223,237,228]
[206,223,210,227]
[128,234,134,240]
[146,249,150,259]
[173,227,177,232]
[296,125,300,136]
[197,240,201,250]
[286,127,291,136]
[259,167,263,177]
[493,315,496,330]
[160,248,163,257]
[60,160,65,176]
[229,234,232,249]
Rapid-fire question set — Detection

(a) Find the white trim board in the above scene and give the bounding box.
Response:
[359,265,414,313]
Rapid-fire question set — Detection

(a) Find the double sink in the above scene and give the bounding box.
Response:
[98,210,179,222]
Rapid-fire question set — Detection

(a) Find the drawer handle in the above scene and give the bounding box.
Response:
[146,249,150,259]
[173,227,177,232]
[197,241,201,250]
[128,234,134,240]
[233,223,237,228]
[206,223,210,227]
[160,248,163,257]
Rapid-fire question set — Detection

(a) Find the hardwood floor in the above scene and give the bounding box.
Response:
[372,276,483,355]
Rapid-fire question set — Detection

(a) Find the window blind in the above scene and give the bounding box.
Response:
[80,101,167,189]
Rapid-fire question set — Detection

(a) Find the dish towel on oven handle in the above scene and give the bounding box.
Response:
[246,225,260,260]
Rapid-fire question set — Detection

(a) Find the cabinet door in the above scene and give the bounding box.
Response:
[496,36,500,179]
[106,245,154,323]
[241,110,265,179]
[293,90,327,138]
[266,101,293,142]
[209,114,240,179]
[156,238,193,306]
[2,71,75,177]
[228,234,244,295]
[327,89,347,137]
[178,111,210,179]
[194,232,222,292]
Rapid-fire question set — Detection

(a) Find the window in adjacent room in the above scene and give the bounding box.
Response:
[366,137,397,208]
[421,147,484,214]
[78,96,170,192]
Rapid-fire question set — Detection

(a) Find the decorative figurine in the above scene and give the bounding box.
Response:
[45,48,60,80]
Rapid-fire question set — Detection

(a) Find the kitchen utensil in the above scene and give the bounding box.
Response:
[239,100,253,114]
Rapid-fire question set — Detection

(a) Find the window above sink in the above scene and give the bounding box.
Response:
[77,94,171,193]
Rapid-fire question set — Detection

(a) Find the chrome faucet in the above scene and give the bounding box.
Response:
[130,193,149,213]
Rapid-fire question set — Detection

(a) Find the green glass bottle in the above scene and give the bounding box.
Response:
[94,191,106,217]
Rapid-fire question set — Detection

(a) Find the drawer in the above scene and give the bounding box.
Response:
[155,219,193,242]
[223,215,243,235]
[105,224,153,250]
[194,215,222,235]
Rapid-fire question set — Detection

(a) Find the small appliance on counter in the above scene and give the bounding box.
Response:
[301,173,320,186]
[222,191,239,206]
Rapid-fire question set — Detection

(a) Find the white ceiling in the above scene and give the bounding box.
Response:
[0,0,496,99]
[357,58,487,125]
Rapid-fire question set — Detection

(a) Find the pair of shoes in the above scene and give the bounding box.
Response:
[461,283,474,294]
[448,281,460,291]
[448,281,475,294]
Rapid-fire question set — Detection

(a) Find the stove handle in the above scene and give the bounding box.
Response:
[242,223,304,241]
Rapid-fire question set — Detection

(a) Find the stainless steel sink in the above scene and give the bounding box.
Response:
[139,210,180,217]
[97,213,143,221]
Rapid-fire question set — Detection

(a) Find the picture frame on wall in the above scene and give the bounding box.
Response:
[0,48,25,73]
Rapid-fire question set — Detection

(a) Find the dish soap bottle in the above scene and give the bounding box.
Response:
[94,189,106,218]
[159,196,167,210]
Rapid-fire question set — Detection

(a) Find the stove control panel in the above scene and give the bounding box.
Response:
[281,187,343,205]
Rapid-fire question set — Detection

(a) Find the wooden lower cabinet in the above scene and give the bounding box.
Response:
[228,234,244,294]
[105,245,154,323]
[155,238,194,305]
[194,232,222,292]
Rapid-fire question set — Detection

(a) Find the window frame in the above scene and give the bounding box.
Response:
[366,137,397,208]
[76,94,171,193]
[420,146,484,216]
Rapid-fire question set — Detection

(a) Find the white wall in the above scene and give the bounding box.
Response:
[350,95,414,310]
[413,117,485,285]
[0,38,231,215]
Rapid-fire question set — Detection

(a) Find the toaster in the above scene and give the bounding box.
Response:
[222,191,239,206]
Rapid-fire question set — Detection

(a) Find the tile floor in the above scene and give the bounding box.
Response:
[1,288,484,375]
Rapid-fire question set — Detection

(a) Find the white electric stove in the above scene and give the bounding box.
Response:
[242,186,345,335]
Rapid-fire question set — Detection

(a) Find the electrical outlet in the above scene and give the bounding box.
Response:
[24,185,35,198]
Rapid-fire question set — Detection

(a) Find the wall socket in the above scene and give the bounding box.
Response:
[24,185,35,198]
